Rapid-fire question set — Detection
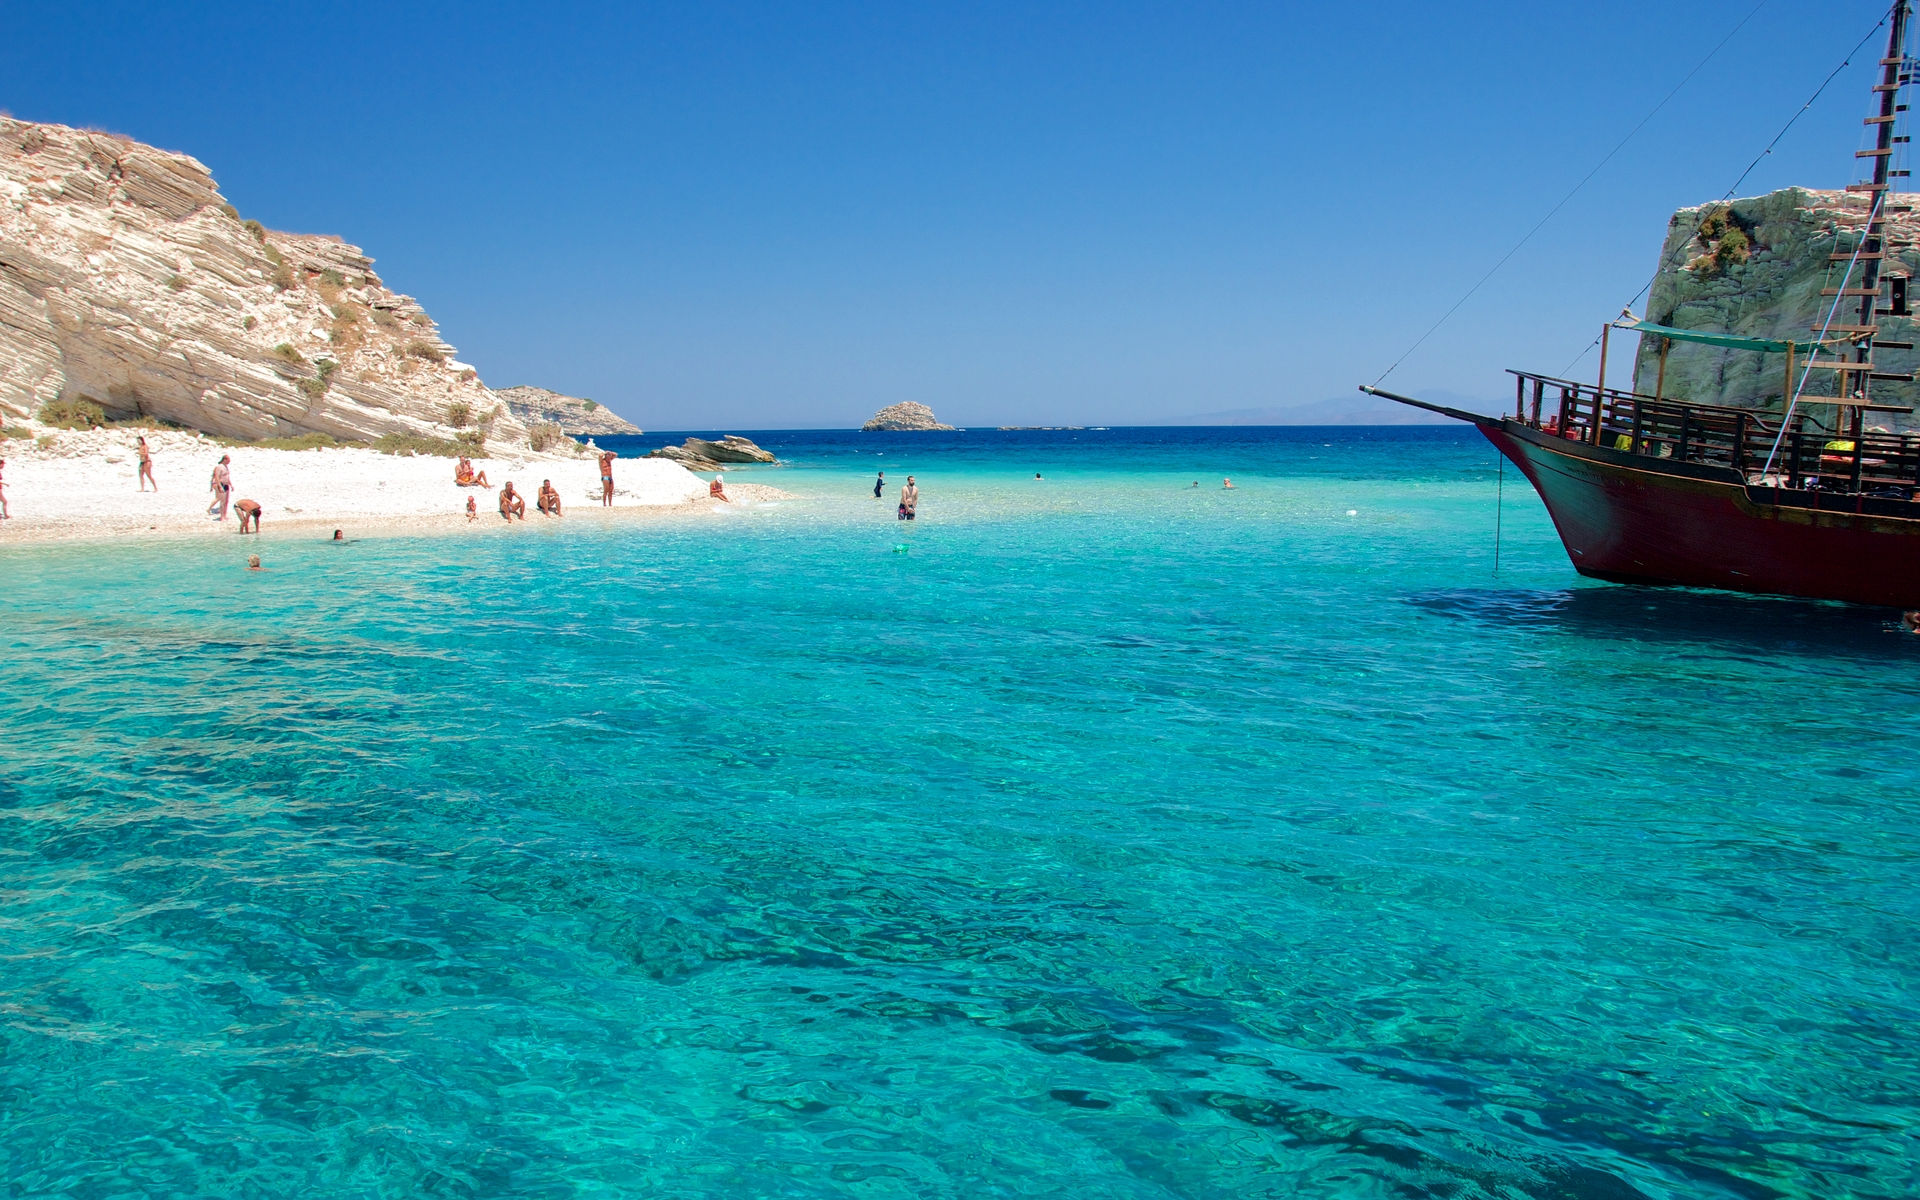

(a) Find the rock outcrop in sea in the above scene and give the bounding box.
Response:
[0,117,535,445]
[1630,187,1920,427]
[647,435,777,470]
[861,402,955,431]
[493,385,640,437]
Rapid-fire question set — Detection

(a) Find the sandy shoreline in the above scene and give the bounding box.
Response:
[0,429,790,545]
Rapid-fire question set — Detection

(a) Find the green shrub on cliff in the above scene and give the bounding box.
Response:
[1715,227,1751,268]
[527,422,564,452]
[374,432,465,457]
[38,397,105,430]
[272,343,304,365]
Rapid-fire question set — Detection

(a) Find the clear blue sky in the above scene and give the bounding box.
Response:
[2,2,1902,428]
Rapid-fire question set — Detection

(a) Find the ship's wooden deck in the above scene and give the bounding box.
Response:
[1507,370,1920,499]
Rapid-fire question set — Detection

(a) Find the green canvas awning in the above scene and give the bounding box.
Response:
[1613,317,1843,356]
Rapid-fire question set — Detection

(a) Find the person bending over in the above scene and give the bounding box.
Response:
[499,482,526,521]
[235,498,262,534]
[537,479,563,516]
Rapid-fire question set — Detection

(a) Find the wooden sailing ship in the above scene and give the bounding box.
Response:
[1366,1,1920,609]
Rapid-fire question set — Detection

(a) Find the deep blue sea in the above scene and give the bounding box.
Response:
[5,426,1917,1199]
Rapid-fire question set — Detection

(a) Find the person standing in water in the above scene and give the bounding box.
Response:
[137,436,157,491]
[599,451,616,506]
[897,475,919,521]
[873,470,885,499]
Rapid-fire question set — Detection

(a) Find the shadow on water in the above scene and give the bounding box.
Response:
[1405,584,1920,663]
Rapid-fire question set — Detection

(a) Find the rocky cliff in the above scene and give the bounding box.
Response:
[862,402,955,431]
[0,117,533,445]
[493,385,640,437]
[1631,187,1920,427]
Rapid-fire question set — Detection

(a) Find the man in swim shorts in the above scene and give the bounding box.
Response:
[235,498,262,533]
[499,482,526,520]
[599,451,616,506]
[898,475,918,521]
[537,479,562,516]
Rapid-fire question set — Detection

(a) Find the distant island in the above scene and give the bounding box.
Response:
[862,402,956,431]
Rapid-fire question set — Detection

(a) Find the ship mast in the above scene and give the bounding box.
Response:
[1843,1,1912,415]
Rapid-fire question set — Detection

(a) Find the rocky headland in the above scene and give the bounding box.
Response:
[647,435,777,470]
[494,385,641,438]
[0,117,545,449]
[1630,187,1920,428]
[861,402,955,431]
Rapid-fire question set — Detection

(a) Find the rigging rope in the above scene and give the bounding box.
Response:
[1558,7,1894,378]
[1369,0,1770,389]
[1760,187,1887,476]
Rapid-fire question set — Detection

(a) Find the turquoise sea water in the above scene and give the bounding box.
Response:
[4,426,1917,1199]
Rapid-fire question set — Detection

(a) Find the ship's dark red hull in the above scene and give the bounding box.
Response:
[1483,421,1920,608]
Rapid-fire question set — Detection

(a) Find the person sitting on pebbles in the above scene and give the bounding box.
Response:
[499,481,526,521]
[537,479,563,516]
[455,456,491,488]
[709,476,731,503]
[235,498,263,533]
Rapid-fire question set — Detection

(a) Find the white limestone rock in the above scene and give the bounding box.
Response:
[0,117,531,446]
[861,401,956,431]
[493,385,641,436]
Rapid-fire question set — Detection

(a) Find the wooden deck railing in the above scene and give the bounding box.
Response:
[1507,370,1920,494]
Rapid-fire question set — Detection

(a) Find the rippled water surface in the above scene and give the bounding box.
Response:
[5,426,1918,1198]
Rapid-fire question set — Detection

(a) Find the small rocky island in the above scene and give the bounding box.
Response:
[647,435,777,470]
[493,386,640,437]
[861,402,955,431]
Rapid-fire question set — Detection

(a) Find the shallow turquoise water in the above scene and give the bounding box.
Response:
[4,427,1917,1198]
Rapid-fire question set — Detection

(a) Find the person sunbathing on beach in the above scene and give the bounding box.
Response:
[499,482,526,521]
[537,479,563,516]
[709,476,730,503]
[466,496,477,522]
[455,456,491,488]
[235,498,262,533]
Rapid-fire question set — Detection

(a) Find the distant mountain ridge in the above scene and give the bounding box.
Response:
[1150,391,1490,426]
[493,385,640,437]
